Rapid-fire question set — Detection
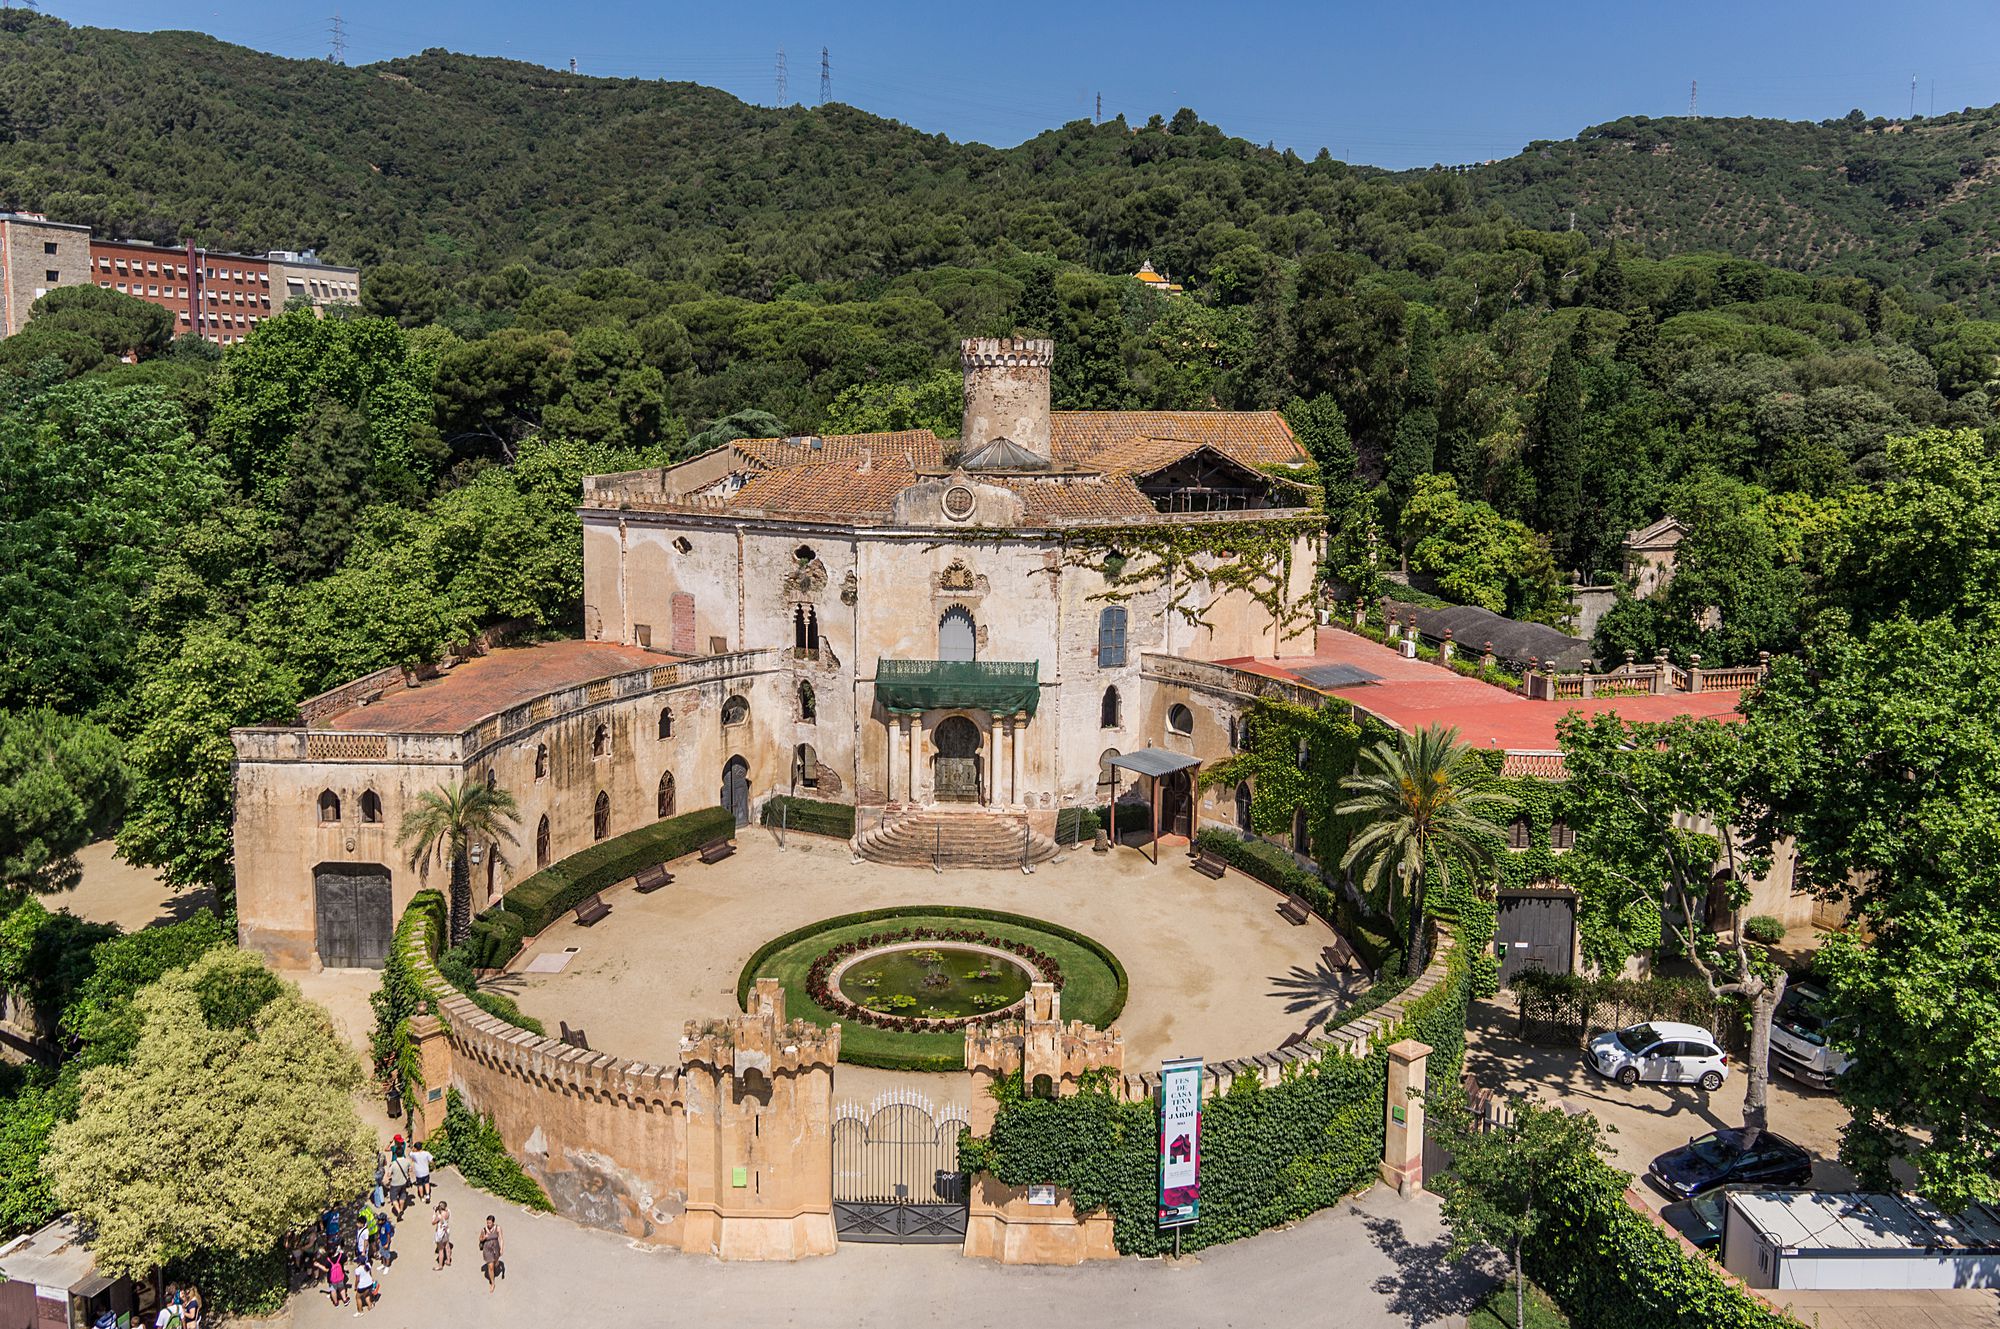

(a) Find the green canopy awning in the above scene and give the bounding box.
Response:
[875,658,1040,716]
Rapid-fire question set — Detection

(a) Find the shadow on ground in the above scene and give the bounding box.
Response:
[1267,959,1369,1034]
[1363,1209,1500,1328]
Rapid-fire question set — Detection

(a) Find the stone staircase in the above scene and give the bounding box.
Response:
[854,807,1061,870]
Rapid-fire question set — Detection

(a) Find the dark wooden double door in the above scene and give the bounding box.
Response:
[314,863,393,968]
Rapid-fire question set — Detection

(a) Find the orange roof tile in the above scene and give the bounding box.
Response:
[1051,412,1306,467]
[732,431,945,471]
[1008,475,1160,522]
[322,640,666,734]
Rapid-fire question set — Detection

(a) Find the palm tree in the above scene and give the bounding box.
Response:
[1338,725,1516,978]
[398,779,522,947]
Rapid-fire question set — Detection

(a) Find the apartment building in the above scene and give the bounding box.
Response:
[0,211,92,336]
[265,250,362,312]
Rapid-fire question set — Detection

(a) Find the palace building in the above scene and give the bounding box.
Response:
[231,338,1325,968]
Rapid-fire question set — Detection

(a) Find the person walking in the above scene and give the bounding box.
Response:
[432,1202,452,1270]
[478,1216,503,1293]
[351,1258,377,1315]
[411,1144,434,1202]
[384,1151,413,1219]
[326,1248,348,1308]
[376,1211,396,1267]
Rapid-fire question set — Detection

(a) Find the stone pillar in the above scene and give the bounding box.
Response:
[408,1014,453,1140]
[1688,653,1703,693]
[1439,629,1455,665]
[1352,602,1367,629]
[983,717,997,808]
[908,716,922,805]
[888,715,905,804]
[1380,1039,1431,1196]
[1481,641,1495,672]
[1009,713,1024,807]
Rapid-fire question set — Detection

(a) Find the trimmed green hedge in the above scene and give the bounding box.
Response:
[464,908,527,969]
[760,794,856,838]
[1193,828,1399,972]
[498,805,737,935]
[738,905,1129,1071]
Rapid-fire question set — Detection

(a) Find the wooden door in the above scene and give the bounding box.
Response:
[314,864,393,968]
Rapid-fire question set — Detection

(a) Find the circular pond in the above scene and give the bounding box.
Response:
[834,943,1032,1020]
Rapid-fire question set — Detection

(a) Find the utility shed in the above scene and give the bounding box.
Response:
[0,1215,158,1329]
[1723,1190,2000,1291]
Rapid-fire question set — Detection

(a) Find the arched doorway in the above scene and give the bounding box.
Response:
[658,771,676,819]
[721,755,751,825]
[793,742,819,792]
[313,863,393,968]
[1235,782,1253,834]
[932,716,982,803]
[1160,769,1194,838]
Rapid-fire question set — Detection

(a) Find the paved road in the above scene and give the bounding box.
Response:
[280,1173,1498,1329]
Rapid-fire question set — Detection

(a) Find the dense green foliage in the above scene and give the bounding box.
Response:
[1510,969,1739,1050]
[960,941,1470,1255]
[737,906,1127,1071]
[0,709,124,897]
[433,1089,553,1211]
[497,805,736,935]
[759,794,857,839]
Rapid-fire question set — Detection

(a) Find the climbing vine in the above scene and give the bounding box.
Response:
[1055,515,1324,636]
[1199,696,1366,854]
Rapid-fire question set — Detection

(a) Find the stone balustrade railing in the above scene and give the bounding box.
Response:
[1140,652,1325,709]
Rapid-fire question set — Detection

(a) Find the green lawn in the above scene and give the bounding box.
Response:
[741,907,1126,1071]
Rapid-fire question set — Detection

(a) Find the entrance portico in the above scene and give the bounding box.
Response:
[876,659,1038,809]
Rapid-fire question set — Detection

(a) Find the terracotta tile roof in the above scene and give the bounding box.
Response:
[1051,412,1306,467]
[321,640,667,734]
[732,431,944,472]
[1007,475,1160,522]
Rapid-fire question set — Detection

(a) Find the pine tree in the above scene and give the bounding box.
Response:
[1386,310,1439,533]
[1529,326,1587,569]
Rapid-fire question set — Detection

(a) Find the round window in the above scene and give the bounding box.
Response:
[941,485,976,521]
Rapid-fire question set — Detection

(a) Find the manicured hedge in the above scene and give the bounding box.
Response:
[498,805,737,935]
[760,794,856,838]
[1054,803,1157,844]
[1193,828,1399,972]
[464,907,527,969]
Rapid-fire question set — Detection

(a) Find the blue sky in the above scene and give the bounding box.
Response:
[55,1,2000,169]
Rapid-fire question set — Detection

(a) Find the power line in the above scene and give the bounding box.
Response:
[328,12,345,65]
[1095,91,1102,125]
[819,47,831,105]
[1689,79,1697,118]
[775,46,787,106]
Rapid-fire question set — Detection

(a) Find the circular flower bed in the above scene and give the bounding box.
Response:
[809,928,1059,1031]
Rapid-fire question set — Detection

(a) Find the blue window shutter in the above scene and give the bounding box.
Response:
[1099,607,1127,668]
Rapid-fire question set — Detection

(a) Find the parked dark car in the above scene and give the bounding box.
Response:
[1659,1188,1730,1250]
[1647,1128,1813,1199]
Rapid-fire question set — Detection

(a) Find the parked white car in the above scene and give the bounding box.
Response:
[1588,1021,1731,1091]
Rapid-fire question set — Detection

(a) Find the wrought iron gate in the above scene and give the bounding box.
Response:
[831,1090,969,1243]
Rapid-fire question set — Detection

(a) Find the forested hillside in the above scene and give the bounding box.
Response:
[1469,109,2000,311]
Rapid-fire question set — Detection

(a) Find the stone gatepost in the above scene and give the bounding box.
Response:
[407,1014,453,1139]
[1380,1038,1431,1196]
[678,978,841,1260]
[961,983,1123,1264]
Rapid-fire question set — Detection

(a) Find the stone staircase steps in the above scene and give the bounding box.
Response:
[854,809,1061,870]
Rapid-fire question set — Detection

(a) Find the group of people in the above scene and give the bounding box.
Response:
[296,1134,509,1313]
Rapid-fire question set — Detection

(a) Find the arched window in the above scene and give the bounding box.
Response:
[938,605,977,662]
[798,680,817,723]
[485,769,498,791]
[1507,815,1532,850]
[658,772,676,819]
[534,744,549,781]
[1293,808,1311,856]
[721,694,749,726]
[1100,686,1121,728]
[658,706,674,739]
[592,723,609,758]
[793,604,820,655]
[793,743,819,791]
[1098,748,1120,792]
[1550,817,1575,850]
[536,814,551,868]
[359,790,382,824]
[593,791,611,841]
[1235,782,1253,834]
[1097,606,1128,668]
[1228,715,1240,751]
[1167,703,1194,736]
[318,790,341,823]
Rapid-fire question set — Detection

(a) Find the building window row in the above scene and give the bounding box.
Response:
[318,788,383,824]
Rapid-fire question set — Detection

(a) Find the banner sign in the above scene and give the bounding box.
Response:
[1157,1057,1203,1229]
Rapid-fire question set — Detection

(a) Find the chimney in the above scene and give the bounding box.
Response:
[960,337,1054,460]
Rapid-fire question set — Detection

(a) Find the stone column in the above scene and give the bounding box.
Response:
[1009,713,1024,807]
[888,716,905,804]
[408,1014,453,1140]
[1380,1038,1431,1196]
[908,716,923,805]
[983,717,997,808]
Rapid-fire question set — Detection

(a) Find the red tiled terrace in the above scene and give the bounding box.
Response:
[321,640,667,734]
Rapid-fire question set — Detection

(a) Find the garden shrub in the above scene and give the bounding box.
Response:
[1192,828,1400,972]
[437,942,545,1036]
[1513,970,1743,1050]
[1742,914,1785,945]
[434,1089,552,1211]
[463,908,527,969]
[962,942,1472,1256]
[759,794,856,838]
[164,1242,289,1319]
[1521,1146,1799,1328]
[499,805,736,934]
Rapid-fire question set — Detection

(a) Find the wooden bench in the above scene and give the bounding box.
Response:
[1190,850,1226,880]
[698,838,736,865]
[1322,934,1364,973]
[573,892,611,927]
[633,863,674,894]
[1278,894,1312,926]
[558,1021,591,1051]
